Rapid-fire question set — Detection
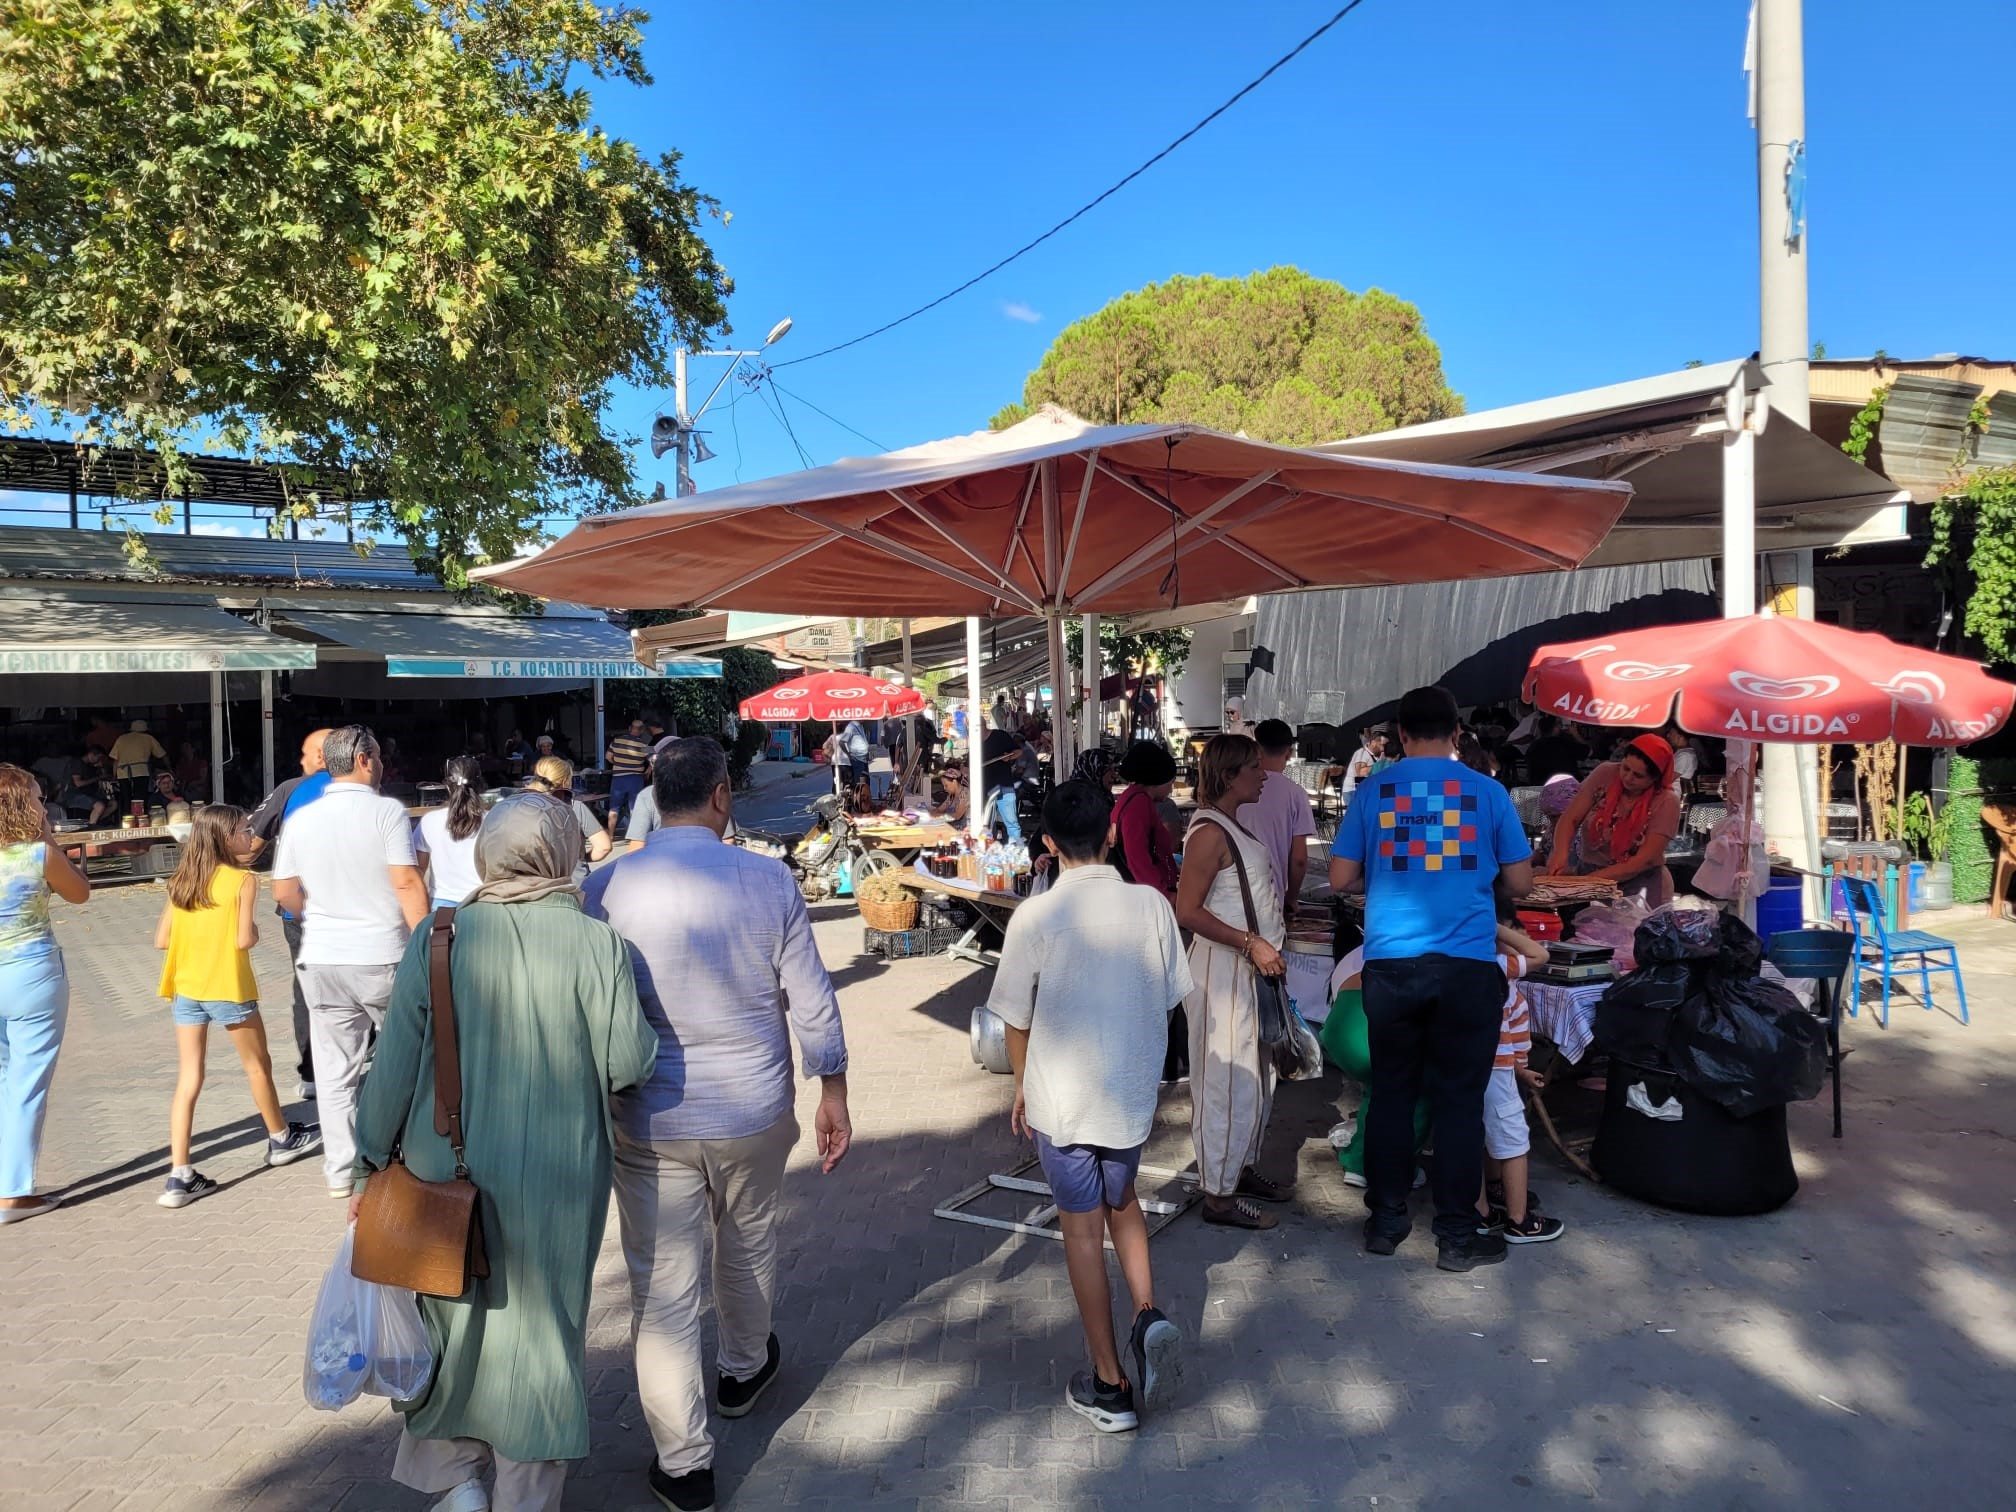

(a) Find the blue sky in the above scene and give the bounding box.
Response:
[13,0,2011,533]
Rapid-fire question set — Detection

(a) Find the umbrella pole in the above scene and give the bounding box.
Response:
[1046,610,1072,775]
[1082,613,1100,757]
[966,616,986,843]
[901,618,917,803]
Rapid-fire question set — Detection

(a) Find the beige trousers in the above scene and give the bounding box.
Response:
[612,1113,798,1476]
[391,1427,566,1512]
[1187,937,1276,1196]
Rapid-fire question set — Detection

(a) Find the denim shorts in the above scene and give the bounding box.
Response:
[1032,1130,1144,1214]
[171,996,258,1028]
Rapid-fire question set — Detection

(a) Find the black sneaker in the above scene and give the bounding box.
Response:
[648,1462,714,1512]
[1487,1180,1542,1213]
[1066,1369,1138,1433]
[1477,1205,1507,1233]
[1129,1307,1183,1406]
[1363,1216,1411,1256]
[1436,1229,1509,1272]
[266,1122,323,1167]
[158,1171,217,1209]
[1502,1211,1567,1245]
[716,1334,779,1419]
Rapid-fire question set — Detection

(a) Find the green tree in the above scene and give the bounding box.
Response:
[0,0,728,586]
[991,267,1461,444]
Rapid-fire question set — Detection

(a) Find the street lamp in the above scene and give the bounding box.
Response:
[651,317,793,496]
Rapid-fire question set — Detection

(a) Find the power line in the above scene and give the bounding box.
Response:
[774,0,1372,370]
[766,378,890,452]
[749,374,814,468]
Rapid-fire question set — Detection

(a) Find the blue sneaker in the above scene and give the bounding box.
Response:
[266,1122,323,1167]
[158,1171,217,1209]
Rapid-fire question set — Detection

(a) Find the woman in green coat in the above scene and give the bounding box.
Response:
[351,791,660,1512]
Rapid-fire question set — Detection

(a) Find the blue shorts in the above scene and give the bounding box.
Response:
[170,996,258,1028]
[1032,1130,1144,1214]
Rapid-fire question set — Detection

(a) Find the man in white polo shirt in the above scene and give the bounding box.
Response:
[272,725,430,1198]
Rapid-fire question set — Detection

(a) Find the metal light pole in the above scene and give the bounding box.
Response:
[657,317,794,497]
[1753,0,1823,903]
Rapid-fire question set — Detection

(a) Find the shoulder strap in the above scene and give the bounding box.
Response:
[1191,809,1260,934]
[427,906,468,1172]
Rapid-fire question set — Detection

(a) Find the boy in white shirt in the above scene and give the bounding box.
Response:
[988,780,1194,1433]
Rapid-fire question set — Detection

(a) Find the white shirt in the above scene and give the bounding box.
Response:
[272,783,417,966]
[415,808,482,907]
[1339,743,1380,800]
[986,864,1194,1149]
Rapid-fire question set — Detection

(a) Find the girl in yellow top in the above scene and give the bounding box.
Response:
[153,805,320,1208]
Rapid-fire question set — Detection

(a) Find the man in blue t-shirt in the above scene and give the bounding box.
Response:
[1330,686,1533,1272]
[247,728,334,1099]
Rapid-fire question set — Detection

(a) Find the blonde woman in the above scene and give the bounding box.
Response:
[1174,735,1291,1230]
[526,756,613,880]
[0,764,90,1224]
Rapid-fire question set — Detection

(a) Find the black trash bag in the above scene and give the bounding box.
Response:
[1593,964,1696,1070]
[1669,972,1827,1118]
[1715,911,1765,977]
[1633,906,1723,965]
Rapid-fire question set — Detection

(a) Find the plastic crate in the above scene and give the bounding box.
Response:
[864,923,960,959]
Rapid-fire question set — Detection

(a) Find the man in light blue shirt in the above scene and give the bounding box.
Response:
[1330,685,1532,1273]
[586,738,850,1512]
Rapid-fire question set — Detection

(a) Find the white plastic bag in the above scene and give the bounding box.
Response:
[303,1224,436,1411]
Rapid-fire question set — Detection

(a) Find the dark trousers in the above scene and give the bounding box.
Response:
[608,773,647,827]
[280,912,313,1082]
[1361,954,1507,1242]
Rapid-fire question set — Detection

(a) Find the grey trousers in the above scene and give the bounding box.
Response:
[296,961,397,1191]
[279,913,313,1082]
[392,1427,566,1512]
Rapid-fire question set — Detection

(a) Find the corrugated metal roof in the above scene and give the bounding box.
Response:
[1877,377,2016,495]
[0,525,437,592]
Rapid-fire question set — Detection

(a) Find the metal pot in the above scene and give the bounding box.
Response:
[969,1006,1012,1075]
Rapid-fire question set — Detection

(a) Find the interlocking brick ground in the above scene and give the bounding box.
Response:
[3,878,2014,1509]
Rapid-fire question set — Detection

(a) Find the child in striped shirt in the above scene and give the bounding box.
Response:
[1478,909,1564,1245]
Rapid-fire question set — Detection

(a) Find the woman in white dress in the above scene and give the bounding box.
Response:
[1175,734,1291,1230]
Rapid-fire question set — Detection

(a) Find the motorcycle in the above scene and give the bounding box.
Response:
[735,793,895,903]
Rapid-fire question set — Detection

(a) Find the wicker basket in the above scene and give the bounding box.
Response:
[858,893,919,932]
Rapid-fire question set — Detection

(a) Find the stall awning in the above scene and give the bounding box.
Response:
[0,594,316,673]
[272,608,720,679]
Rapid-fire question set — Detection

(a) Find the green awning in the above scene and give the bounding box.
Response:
[273,607,718,679]
[0,594,316,673]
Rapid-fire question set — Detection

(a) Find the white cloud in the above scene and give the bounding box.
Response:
[191,520,261,538]
[1000,301,1043,325]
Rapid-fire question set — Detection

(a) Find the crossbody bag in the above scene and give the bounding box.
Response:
[351,907,490,1298]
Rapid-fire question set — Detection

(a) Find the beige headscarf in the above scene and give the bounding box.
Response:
[467,791,583,907]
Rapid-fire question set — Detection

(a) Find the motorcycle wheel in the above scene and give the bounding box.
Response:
[854,848,896,878]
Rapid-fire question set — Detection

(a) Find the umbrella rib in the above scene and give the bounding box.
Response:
[1071,470,1281,605]
[1040,459,1061,607]
[690,531,842,604]
[888,491,1040,610]
[1058,450,1098,602]
[1087,492,1310,599]
[787,506,1040,610]
[993,469,1041,615]
[1317,489,1582,570]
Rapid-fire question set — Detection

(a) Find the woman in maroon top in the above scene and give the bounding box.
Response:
[1110,745,1180,899]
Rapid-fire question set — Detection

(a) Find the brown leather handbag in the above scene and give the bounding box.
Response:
[351,907,490,1298]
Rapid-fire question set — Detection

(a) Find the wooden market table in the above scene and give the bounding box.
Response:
[857,821,958,860]
[894,870,1024,965]
[52,823,181,886]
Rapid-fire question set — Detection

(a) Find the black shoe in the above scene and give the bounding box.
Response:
[1502,1211,1566,1245]
[648,1463,715,1512]
[1487,1180,1542,1213]
[1066,1369,1138,1433]
[1437,1230,1510,1272]
[1129,1307,1183,1407]
[1363,1216,1411,1256]
[1477,1205,1507,1234]
[716,1334,779,1419]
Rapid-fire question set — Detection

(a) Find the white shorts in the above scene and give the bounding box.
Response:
[1484,1066,1531,1161]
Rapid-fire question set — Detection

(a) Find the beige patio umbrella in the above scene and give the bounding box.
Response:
[479,406,1634,828]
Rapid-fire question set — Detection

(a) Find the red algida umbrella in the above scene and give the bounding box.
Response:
[739,671,926,724]
[1522,615,2013,746]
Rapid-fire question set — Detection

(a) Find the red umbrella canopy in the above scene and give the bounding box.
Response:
[740,672,927,724]
[1522,616,2014,746]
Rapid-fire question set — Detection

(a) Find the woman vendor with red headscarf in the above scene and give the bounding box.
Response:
[1543,733,1682,906]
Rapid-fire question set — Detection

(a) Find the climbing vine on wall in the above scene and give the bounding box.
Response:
[1925,389,2016,665]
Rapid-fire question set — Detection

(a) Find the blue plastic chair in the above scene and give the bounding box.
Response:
[1836,875,1970,1028]
[1765,928,1853,1138]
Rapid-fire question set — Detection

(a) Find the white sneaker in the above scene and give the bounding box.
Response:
[298,1081,317,1101]
[431,1480,490,1512]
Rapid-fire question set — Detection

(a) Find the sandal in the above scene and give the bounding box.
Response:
[1236,1169,1294,1204]
[1201,1197,1278,1230]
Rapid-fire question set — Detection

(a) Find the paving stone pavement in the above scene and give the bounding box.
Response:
[4,880,2015,1510]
